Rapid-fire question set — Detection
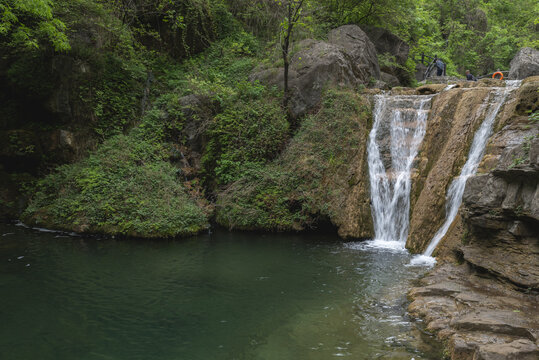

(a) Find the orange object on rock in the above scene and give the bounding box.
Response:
[492,71,504,80]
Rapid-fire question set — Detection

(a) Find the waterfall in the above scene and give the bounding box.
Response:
[412,80,522,265]
[365,94,434,250]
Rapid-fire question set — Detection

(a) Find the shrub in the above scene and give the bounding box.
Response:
[201,82,288,186]
[216,89,372,231]
[23,135,209,237]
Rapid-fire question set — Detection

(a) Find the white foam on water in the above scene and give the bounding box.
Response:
[365,94,434,250]
[408,254,436,267]
[345,239,408,253]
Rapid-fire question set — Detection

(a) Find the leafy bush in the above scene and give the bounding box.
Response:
[216,89,372,231]
[89,53,146,138]
[23,135,209,237]
[0,0,70,51]
[202,82,288,185]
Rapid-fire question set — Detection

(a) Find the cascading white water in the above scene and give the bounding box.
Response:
[412,80,522,265]
[366,94,434,250]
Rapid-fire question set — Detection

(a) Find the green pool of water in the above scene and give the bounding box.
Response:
[0,224,441,359]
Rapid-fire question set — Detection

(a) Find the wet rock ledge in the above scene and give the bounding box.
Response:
[408,76,539,359]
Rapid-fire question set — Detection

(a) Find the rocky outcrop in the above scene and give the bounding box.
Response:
[380,72,400,87]
[216,90,374,238]
[362,26,411,85]
[178,94,217,174]
[408,264,539,360]
[251,25,379,118]
[509,48,539,80]
[362,26,409,66]
[407,82,500,252]
[419,76,462,84]
[327,25,380,81]
[408,77,539,359]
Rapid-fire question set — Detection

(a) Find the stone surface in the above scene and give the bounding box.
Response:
[509,48,539,80]
[380,71,400,87]
[408,264,539,360]
[475,339,539,360]
[415,62,428,82]
[408,78,539,360]
[415,83,448,95]
[327,25,380,80]
[361,26,409,65]
[407,86,494,252]
[419,76,462,84]
[251,25,380,118]
[362,26,411,85]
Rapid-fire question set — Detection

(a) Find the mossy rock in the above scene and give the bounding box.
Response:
[22,135,210,238]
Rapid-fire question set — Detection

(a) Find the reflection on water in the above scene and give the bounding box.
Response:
[0,224,441,360]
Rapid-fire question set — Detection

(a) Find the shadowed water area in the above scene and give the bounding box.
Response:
[0,224,441,359]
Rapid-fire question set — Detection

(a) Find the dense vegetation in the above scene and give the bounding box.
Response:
[22,134,210,237]
[1,0,537,235]
[217,89,372,231]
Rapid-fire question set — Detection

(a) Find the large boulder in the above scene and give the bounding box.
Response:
[362,26,411,85]
[380,71,400,87]
[251,25,380,118]
[327,25,380,81]
[361,26,409,65]
[509,47,539,79]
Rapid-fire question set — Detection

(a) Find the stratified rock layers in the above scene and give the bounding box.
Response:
[408,77,539,359]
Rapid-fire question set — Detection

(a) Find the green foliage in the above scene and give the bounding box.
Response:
[142,31,285,187]
[216,89,372,231]
[202,82,288,185]
[87,53,146,139]
[177,31,261,94]
[23,134,209,237]
[217,165,306,230]
[509,134,536,168]
[403,0,538,75]
[5,52,56,98]
[0,0,70,51]
[2,0,148,141]
[311,0,537,76]
[110,0,236,58]
[461,229,470,245]
[528,110,539,125]
[225,0,284,39]
[317,0,416,30]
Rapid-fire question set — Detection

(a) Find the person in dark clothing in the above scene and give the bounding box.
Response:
[434,56,445,76]
[465,70,477,81]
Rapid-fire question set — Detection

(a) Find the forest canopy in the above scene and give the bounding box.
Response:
[1,0,537,74]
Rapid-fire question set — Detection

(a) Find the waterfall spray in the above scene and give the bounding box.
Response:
[364,94,434,250]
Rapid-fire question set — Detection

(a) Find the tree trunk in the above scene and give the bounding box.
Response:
[282,3,293,114]
[283,47,290,110]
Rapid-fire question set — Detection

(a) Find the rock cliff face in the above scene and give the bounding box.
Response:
[407,77,539,359]
[407,80,506,252]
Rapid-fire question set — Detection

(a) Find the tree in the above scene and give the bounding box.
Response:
[277,0,305,114]
[0,0,70,51]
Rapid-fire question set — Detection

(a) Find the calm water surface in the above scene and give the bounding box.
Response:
[0,224,441,360]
